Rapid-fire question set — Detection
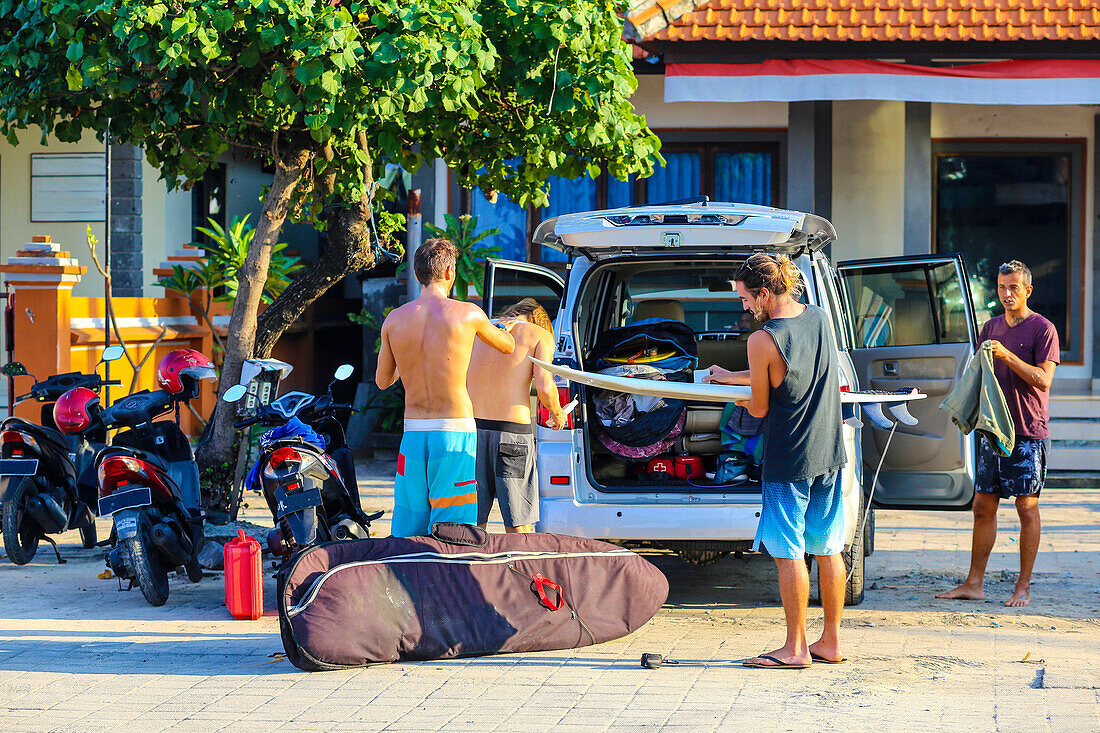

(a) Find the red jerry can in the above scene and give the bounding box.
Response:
[224,529,263,620]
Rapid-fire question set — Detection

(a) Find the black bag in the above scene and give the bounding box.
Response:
[587,319,697,452]
[277,524,669,671]
[589,318,698,372]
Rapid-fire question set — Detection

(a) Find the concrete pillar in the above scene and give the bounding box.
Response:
[110,144,143,296]
[0,237,86,421]
[904,102,932,255]
[787,101,833,256]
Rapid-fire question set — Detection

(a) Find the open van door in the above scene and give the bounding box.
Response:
[482,259,565,321]
[836,254,978,509]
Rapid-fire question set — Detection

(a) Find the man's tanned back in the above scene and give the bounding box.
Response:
[382,297,497,420]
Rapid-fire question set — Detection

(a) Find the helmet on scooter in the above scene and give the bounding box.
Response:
[156,349,216,398]
[53,387,101,435]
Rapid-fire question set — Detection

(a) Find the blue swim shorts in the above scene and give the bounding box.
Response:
[975,436,1048,499]
[753,470,845,559]
[392,419,478,538]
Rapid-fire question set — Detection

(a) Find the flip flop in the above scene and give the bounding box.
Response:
[810,652,847,665]
[742,655,811,670]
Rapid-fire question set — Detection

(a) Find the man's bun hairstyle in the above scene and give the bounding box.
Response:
[414,238,458,286]
[733,253,804,300]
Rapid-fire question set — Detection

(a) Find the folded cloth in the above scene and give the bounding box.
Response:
[939,341,1014,457]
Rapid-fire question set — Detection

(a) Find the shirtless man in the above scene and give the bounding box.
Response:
[467,298,566,533]
[375,238,516,537]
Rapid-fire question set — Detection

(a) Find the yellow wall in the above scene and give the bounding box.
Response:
[0,128,173,298]
[632,75,788,129]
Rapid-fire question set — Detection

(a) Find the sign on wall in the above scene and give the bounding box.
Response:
[30,153,105,222]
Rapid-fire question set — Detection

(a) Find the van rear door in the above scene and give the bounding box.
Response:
[836,254,978,509]
[482,259,565,320]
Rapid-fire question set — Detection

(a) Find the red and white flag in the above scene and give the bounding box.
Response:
[665,59,1100,105]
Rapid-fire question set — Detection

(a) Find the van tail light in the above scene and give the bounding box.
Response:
[269,446,303,469]
[538,387,575,430]
[98,456,149,498]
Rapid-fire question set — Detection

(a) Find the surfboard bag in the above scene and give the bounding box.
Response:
[277,523,669,671]
[589,317,698,372]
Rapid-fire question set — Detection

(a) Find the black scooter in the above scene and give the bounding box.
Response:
[96,383,208,606]
[224,364,380,559]
[0,347,123,564]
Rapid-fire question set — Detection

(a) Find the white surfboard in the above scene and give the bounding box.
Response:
[529,358,927,406]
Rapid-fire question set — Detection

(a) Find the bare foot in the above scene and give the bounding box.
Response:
[744,646,810,667]
[808,640,844,664]
[1004,585,1030,607]
[935,583,985,600]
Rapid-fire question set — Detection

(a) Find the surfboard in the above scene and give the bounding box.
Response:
[529,357,927,406]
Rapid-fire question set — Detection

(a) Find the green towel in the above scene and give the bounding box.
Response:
[939,341,1015,457]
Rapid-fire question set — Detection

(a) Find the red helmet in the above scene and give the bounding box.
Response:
[156,349,216,396]
[53,387,101,435]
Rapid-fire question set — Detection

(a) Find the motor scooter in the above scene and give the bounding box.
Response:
[224,364,381,559]
[96,349,214,606]
[0,346,124,564]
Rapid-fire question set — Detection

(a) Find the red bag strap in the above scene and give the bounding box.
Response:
[531,573,564,611]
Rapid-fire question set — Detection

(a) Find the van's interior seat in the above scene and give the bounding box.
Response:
[633,299,684,323]
[697,335,749,372]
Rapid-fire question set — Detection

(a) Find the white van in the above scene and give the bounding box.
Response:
[482,201,979,604]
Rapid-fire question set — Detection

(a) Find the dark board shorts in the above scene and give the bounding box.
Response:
[475,419,538,528]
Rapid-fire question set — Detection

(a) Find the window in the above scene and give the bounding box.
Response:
[840,262,971,348]
[191,164,227,244]
[469,136,782,267]
[933,142,1082,360]
[30,153,105,222]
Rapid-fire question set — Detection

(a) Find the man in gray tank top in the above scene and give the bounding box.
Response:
[707,253,847,669]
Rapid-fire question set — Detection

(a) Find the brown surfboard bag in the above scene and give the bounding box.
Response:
[277,523,669,671]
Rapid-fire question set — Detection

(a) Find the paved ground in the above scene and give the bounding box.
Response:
[0,460,1096,732]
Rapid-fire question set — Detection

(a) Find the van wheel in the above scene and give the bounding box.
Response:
[844,492,866,606]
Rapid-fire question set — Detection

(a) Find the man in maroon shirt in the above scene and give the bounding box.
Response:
[938,260,1059,607]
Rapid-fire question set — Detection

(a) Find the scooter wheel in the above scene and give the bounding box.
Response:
[184,556,203,583]
[126,530,170,606]
[79,520,97,550]
[2,479,40,565]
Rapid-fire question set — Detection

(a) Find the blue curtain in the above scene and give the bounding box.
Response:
[714,152,772,205]
[607,174,635,209]
[470,188,527,262]
[646,153,701,203]
[537,175,600,263]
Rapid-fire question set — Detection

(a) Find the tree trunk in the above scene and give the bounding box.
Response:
[253,196,376,358]
[197,145,314,473]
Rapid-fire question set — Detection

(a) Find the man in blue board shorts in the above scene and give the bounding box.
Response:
[707,253,847,669]
[375,238,517,537]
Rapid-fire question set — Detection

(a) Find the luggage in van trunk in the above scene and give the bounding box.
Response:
[586,318,698,458]
[277,524,669,670]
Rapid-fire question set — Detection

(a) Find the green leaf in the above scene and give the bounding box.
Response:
[64,66,83,91]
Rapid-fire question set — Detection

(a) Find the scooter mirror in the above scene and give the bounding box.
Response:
[222,384,248,403]
[100,345,125,363]
[1,361,28,377]
[334,364,354,381]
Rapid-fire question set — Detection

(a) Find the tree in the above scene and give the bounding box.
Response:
[0,0,661,470]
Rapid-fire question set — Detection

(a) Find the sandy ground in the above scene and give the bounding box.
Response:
[0,459,1095,732]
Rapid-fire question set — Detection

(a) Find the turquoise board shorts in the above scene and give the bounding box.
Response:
[392,419,478,538]
[753,470,845,559]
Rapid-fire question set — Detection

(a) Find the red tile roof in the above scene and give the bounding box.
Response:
[644,0,1100,43]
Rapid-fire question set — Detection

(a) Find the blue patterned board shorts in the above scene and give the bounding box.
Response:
[753,470,845,560]
[976,436,1048,498]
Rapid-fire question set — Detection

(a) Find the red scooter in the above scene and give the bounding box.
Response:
[93,349,215,606]
[0,346,123,564]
